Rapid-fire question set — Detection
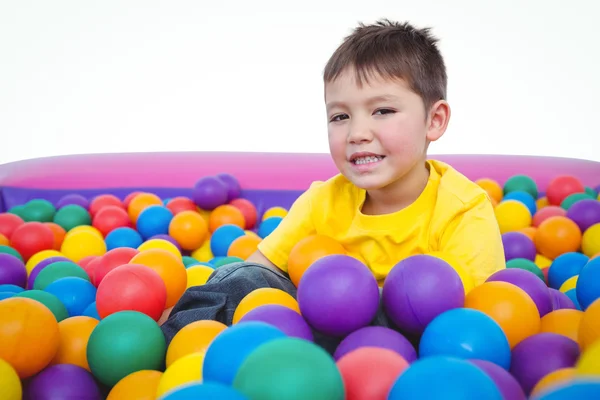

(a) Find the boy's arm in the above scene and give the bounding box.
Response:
[439,194,506,286]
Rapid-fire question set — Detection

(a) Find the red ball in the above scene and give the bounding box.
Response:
[166,197,198,215]
[9,222,54,261]
[124,191,144,208]
[336,347,409,400]
[92,205,132,237]
[93,247,140,287]
[96,263,167,321]
[229,198,258,229]
[546,175,585,206]
[89,194,125,218]
[0,213,25,240]
[542,267,549,285]
[532,206,567,227]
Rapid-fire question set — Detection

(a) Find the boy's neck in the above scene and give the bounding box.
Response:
[361,160,430,215]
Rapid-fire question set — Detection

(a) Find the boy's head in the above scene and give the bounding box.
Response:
[323,19,450,193]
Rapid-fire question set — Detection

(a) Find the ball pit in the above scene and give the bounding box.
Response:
[1,152,600,398]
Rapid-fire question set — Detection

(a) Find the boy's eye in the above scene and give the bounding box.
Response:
[374,108,395,115]
[330,114,349,122]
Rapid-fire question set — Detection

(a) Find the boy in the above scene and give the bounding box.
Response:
[160,19,505,349]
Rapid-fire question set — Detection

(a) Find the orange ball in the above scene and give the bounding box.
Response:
[168,211,209,251]
[287,234,346,287]
[530,368,576,397]
[130,249,187,308]
[0,232,8,246]
[209,204,245,232]
[165,320,227,367]
[228,234,262,260]
[233,287,300,324]
[51,316,99,371]
[476,178,503,203]
[519,226,537,241]
[464,281,540,348]
[107,370,163,400]
[0,297,60,378]
[578,298,600,350]
[128,193,162,223]
[536,196,550,209]
[535,216,582,260]
[44,222,66,250]
[540,309,583,345]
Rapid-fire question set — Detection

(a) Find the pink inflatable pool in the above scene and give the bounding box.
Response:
[1,152,599,213]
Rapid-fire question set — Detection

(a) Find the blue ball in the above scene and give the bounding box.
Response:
[504,191,537,216]
[0,284,25,294]
[161,382,248,400]
[105,227,143,250]
[533,380,600,399]
[258,216,283,238]
[565,289,582,310]
[388,356,503,400]
[576,257,600,310]
[210,224,245,257]
[203,321,286,386]
[0,292,15,300]
[44,277,97,317]
[548,252,589,289]
[419,308,511,370]
[83,301,101,320]
[136,205,174,240]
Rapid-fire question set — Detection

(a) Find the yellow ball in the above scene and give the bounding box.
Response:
[60,231,106,263]
[138,238,181,260]
[196,207,211,225]
[428,251,475,294]
[25,249,64,275]
[65,225,103,240]
[535,254,552,269]
[186,265,214,289]
[494,200,532,234]
[191,238,213,262]
[582,223,600,258]
[107,370,163,400]
[576,339,600,376]
[530,368,576,397]
[262,206,288,221]
[166,320,226,368]
[560,275,579,293]
[156,352,205,398]
[536,196,550,209]
[245,230,261,239]
[0,358,22,400]
[233,287,299,324]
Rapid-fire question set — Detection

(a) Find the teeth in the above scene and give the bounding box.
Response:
[353,156,383,165]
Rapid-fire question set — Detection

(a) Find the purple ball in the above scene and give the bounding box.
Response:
[297,254,379,337]
[510,333,580,395]
[486,268,552,317]
[470,359,526,400]
[0,253,27,288]
[333,326,417,363]
[566,199,600,232]
[24,364,102,400]
[216,173,241,202]
[56,194,89,210]
[549,288,576,310]
[27,256,71,289]
[238,304,313,342]
[149,234,181,251]
[502,232,536,261]
[382,255,465,335]
[192,176,229,210]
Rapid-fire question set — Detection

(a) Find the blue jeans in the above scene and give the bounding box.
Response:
[160,262,414,355]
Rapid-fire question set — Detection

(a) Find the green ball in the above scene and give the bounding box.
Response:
[233,337,345,400]
[7,205,26,218]
[0,245,23,261]
[214,256,244,268]
[585,186,598,198]
[506,258,545,282]
[503,175,538,199]
[21,199,56,222]
[87,311,166,387]
[33,261,89,290]
[182,256,201,268]
[53,204,92,231]
[15,289,69,322]
[561,192,595,210]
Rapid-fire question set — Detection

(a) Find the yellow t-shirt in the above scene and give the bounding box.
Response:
[257,159,505,286]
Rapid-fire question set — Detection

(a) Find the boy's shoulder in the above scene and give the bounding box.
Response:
[429,159,491,209]
[304,173,358,201]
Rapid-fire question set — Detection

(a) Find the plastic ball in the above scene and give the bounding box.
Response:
[487,267,552,317]
[182,255,201,267]
[535,216,582,260]
[560,275,578,293]
[419,308,511,369]
[0,283,24,293]
[520,226,538,241]
[25,248,63,274]
[503,231,537,261]
[33,260,89,290]
[51,316,99,370]
[157,352,205,398]
[582,223,600,257]
[257,216,283,238]
[510,333,580,395]
[92,205,132,237]
[166,319,227,367]
[504,174,539,198]
[45,277,97,317]
[504,190,537,216]
[186,264,214,288]
[469,359,526,400]
[89,194,124,218]
[0,212,25,240]
[495,200,532,233]
[566,199,600,232]
[230,198,258,229]
[239,304,313,341]
[530,368,576,397]
[166,196,198,215]
[546,175,585,206]
[464,281,540,348]
[387,356,503,400]
[578,298,600,350]
[203,321,286,385]
[53,204,92,231]
[215,173,241,201]
[57,193,89,209]
[136,205,173,240]
[536,253,552,269]
[127,192,163,223]
[262,206,288,221]
[576,338,600,376]
[21,199,56,222]
[233,287,299,324]
[193,176,229,210]
[333,325,417,363]
[87,310,166,387]
[548,252,589,289]
[24,364,102,400]
[45,221,67,249]
[287,234,346,287]
[298,254,379,337]
[0,297,60,378]
[138,237,182,259]
[105,227,143,250]
[0,358,22,400]
[7,205,26,218]
[14,289,69,322]
[540,309,583,344]
[0,253,27,287]
[382,254,465,335]
[533,206,567,227]
[549,288,577,310]
[0,244,23,261]
[92,247,139,286]
[65,225,104,241]
[61,230,107,262]
[0,233,8,245]
[506,258,546,281]
[209,204,245,232]
[227,234,261,260]
[168,210,209,251]
[160,382,248,400]
[476,178,503,203]
[10,221,55,261]
[210,224,245,257]
[561,192,595,210]
[106,370,163,400]
[83,301,101,320]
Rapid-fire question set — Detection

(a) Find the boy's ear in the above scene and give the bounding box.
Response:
[425,100,451,142]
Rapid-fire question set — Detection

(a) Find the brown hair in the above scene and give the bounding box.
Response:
[323,19,447,110]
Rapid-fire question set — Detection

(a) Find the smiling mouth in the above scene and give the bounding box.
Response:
[351,155,385,165]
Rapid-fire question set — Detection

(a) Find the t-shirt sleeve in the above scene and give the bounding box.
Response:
[256,182,321,272]
[439,193,506,286]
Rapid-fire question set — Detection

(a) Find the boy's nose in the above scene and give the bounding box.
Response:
[347,123,374,144]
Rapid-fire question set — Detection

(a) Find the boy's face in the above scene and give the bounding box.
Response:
[324,69,446,192]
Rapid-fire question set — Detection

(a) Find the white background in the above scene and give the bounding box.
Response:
[1,0,598,164]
